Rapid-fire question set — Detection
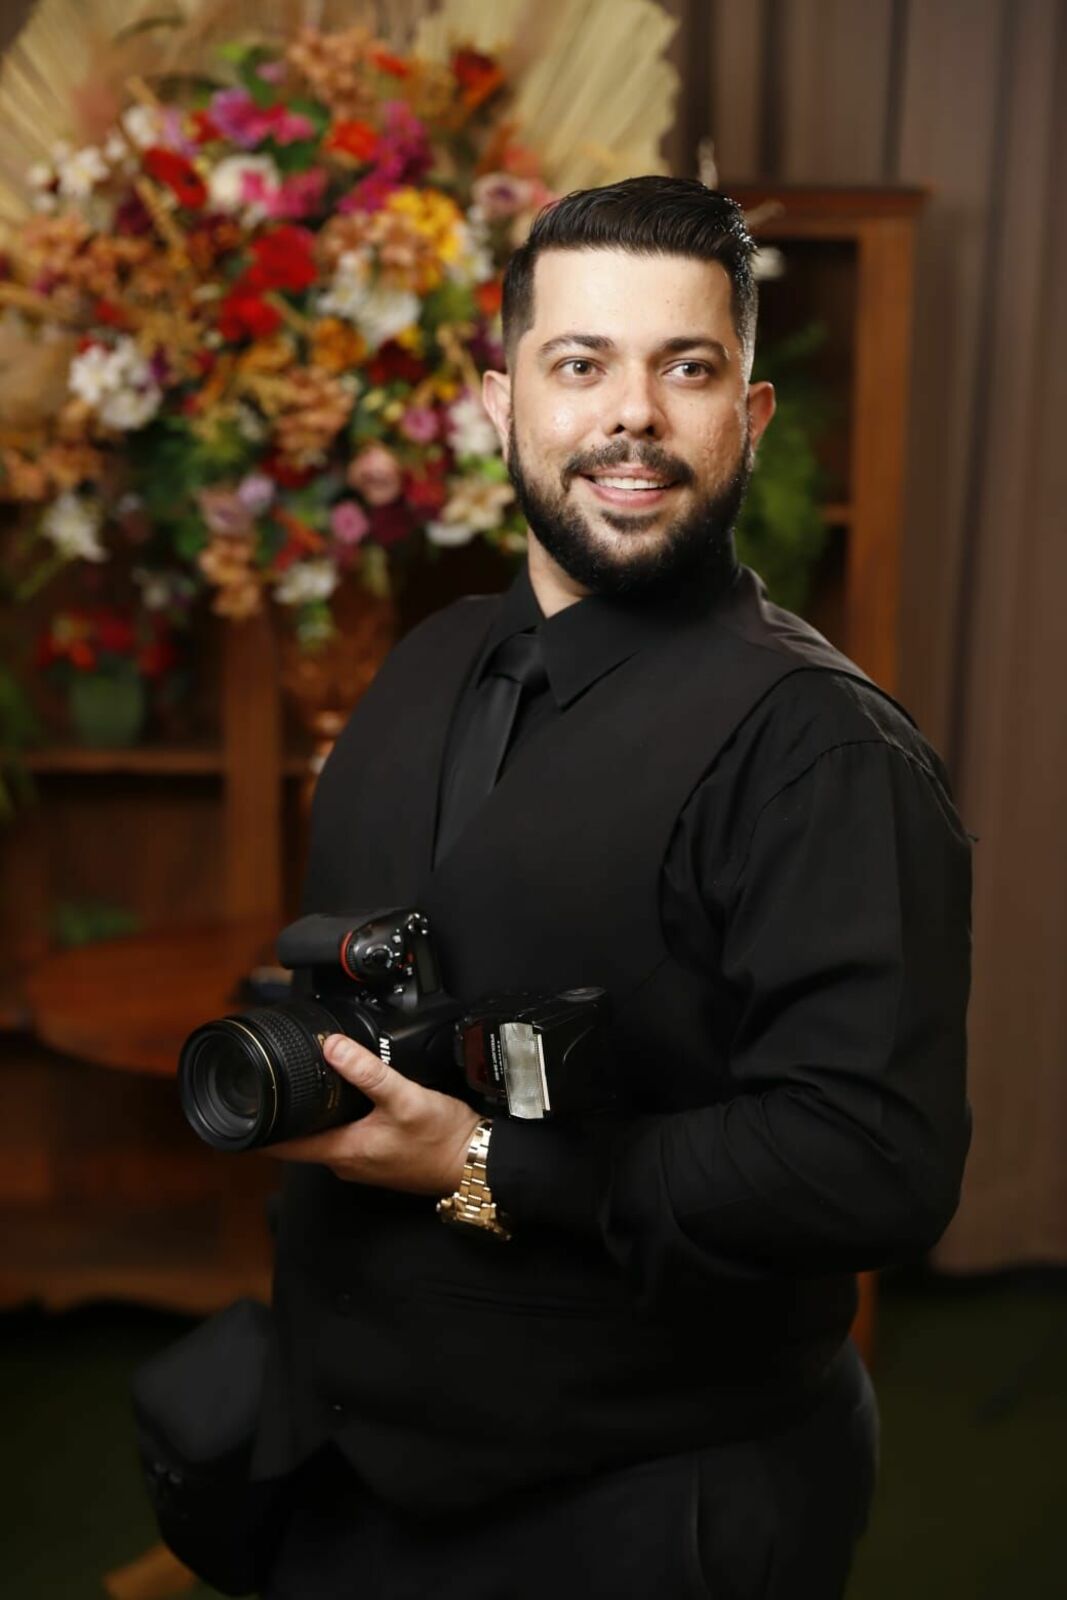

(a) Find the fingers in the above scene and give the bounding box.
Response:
[323,1033,402,1107]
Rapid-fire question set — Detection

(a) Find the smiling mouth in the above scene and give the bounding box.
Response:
[579,473,681,506]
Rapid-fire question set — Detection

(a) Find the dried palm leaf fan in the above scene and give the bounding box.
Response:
[0,0,679,236]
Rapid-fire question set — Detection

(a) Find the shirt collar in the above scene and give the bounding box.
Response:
[474,554,741,710]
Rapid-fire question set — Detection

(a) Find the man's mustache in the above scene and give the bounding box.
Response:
[561,445,695,490]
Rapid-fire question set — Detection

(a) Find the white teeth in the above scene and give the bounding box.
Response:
[593,476,668,491]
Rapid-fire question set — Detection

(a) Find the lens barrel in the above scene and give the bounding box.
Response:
[178,999,373,1151]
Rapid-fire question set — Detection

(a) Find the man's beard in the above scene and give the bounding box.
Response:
[506,418,752,601]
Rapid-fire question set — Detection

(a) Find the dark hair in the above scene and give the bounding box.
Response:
[501,175,758,367]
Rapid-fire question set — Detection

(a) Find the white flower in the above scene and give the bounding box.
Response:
[445,392,500,458]
[99,385,162,430]
[68,338,162,431]
[40,492,108,562]
[207,154,279,217]
[274,558,340,607]
[68,345,120,407]
[316,254,419,350]
[235,403,268,443]
[133,566,196,611]
[446,221,495,287]
[436,477,515,534]
[121,105,163,150]
[56,145,109,198]
[425,519,477,548]
[31,193,58,214]
[27,162,53,191]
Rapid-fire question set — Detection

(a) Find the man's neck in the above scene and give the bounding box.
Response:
[525,533,590,618]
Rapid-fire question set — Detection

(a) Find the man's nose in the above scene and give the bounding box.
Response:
[602,367,666,438]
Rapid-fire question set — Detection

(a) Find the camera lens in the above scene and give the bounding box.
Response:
[179,1000,370,1152]
[179,1022,278,1150]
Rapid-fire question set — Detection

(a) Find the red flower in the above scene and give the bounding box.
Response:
[93,298,130,328]
[143,147,207,210]
[245,226,317,293]
[475,279,503,318]
[188,109,221,145]
[193,350,217,376]
[325,119,380,162]
[262,451,317,489]
[451,49,506,109]
[367,341,427,386]
[68,640,97,672]
[368,48,412,79]
[404,459,449,514]
[219,288,282,342]
[137,637,178,680]
[368,502,415,547]
[96,613,136,654]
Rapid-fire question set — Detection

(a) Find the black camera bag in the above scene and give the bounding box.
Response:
[131,1297,289,1596]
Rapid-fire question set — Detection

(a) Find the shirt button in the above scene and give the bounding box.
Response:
[331,1401,345,1417]
[335,1291,354,1313]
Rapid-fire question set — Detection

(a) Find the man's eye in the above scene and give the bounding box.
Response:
[559,359,597,377]
[671,361,712,379]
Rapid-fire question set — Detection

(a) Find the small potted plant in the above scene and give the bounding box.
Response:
[35,603,179,747]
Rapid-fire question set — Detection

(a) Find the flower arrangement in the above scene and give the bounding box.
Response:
[0,25,553,646]
[36,604,179,685]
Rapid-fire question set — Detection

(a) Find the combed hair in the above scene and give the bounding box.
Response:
[501,175,759,367]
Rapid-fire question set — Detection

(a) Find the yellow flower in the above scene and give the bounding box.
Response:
[385,188,464,264]
[394,325,425,355]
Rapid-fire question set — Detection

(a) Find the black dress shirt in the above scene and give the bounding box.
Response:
[442,564,973,1279]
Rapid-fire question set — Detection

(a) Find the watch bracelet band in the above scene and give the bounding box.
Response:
[436,1118,512,1240]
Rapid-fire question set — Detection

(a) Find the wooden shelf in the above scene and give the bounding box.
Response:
[25,744,225,775]
[24,742,314,777]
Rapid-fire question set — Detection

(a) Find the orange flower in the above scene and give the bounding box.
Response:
[310,318,368,374]
[475,280,503,318]
[452,50,506,111]
[273,508,326,554]
[325,119,379,162]
[368,47,412,79]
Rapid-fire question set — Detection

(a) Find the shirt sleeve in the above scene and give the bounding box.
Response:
[488,736,973,1293]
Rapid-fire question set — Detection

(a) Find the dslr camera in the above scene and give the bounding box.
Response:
[178,908,613,1152]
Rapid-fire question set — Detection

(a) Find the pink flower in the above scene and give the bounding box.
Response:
[330,499,371,545]
[237,473,275,515]
[346,444,402,506]
[472,172,533,220]
[268,168,328,220]
[197,486,254,537]
[338,171,399,214]
[266,108,317,146]
[209,89,315,150]
[399,405,439,443]
[210,89,267,149]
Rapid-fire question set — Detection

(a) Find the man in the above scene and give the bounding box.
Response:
[255,176,972,1598]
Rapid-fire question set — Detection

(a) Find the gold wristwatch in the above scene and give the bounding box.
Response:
[436,1118,512,1240]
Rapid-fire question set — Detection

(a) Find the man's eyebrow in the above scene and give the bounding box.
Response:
[536,333,731,363]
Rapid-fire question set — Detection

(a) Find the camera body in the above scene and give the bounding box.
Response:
[178,909,613,1152]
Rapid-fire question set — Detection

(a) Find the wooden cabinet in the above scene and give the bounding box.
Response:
[730,183,926,698]
[0,186,924,1314]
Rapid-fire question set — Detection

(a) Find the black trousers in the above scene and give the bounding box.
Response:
[263,1341,878,1600]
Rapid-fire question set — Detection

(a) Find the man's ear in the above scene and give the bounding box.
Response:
[482,368,512,458]
[746,380,776,451]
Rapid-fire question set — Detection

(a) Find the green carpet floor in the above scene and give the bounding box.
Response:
[2,1269,1064,1597]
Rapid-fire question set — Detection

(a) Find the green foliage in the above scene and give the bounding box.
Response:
[735,323,832,615]
[51,900,141,949]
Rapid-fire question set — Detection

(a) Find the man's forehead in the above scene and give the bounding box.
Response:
[525,248,735,342]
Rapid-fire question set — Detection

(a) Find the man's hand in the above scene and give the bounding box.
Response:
[264,1034,481,1196]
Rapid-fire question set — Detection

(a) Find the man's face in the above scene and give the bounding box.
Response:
[483,248,775,599]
